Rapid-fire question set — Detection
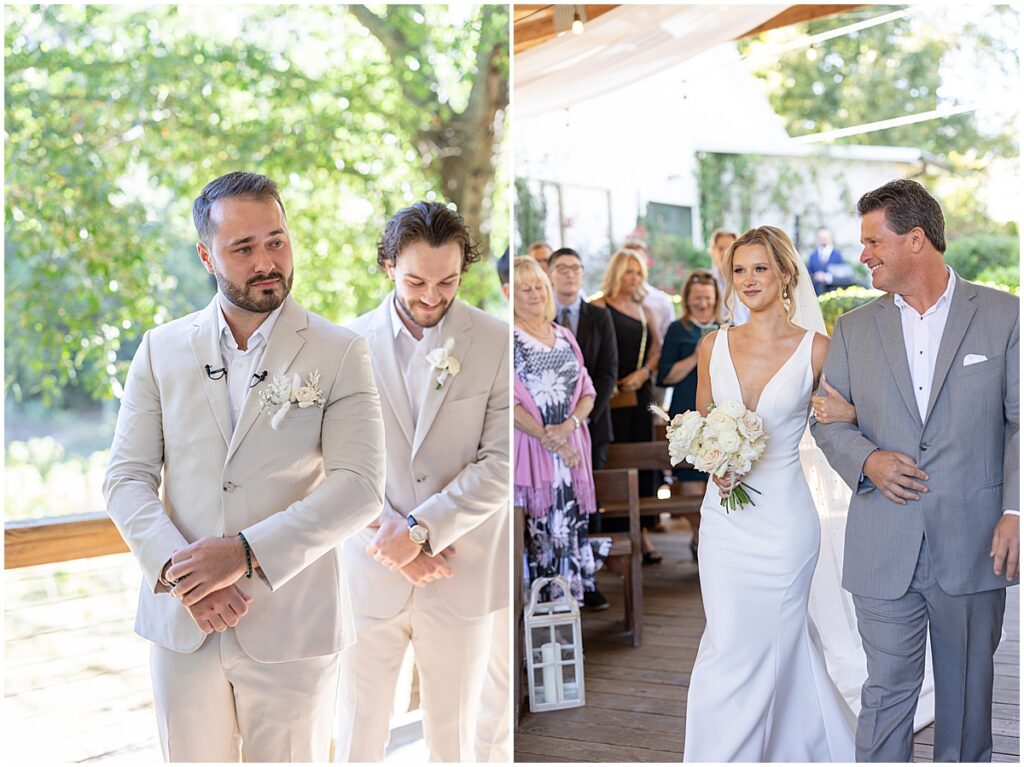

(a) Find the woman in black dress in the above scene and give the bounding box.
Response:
[658,269,723,442]
[592,248,663,562]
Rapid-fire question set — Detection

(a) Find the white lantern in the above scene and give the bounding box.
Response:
[523,575,585,712]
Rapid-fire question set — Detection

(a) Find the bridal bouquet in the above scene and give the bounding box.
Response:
[652,400,767,512]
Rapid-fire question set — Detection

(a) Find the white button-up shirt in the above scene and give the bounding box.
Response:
[894,266,955,422]
[390,295,447,425]
[217,301,283,432]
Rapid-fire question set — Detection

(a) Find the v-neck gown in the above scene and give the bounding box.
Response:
[683,329,855,762]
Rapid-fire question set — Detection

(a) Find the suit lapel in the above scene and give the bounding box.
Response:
[576,301,592,345]
[188,299,232,447]
[874,296,923,429]
[923,276,977,427]
[369,294,415,448]
[412,299,472,458]
[226,296,307,463]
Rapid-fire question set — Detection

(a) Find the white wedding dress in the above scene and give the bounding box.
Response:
[682,327,856,762]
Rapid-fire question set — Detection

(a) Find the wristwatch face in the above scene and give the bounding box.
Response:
[409,524,429,545]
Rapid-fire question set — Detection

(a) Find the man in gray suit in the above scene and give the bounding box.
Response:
[811,179,1019,762]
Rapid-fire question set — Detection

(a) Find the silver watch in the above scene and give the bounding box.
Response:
[407,515,429,545]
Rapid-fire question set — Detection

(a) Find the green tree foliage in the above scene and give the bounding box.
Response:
[740,6,1017,159]
[4,4,509,406]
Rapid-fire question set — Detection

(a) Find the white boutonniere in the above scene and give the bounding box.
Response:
[425,337,461,390]
[258,366,326,430]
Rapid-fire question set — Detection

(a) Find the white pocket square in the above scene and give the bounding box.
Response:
[963,354,988,366]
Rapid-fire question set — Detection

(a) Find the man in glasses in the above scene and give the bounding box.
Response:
[547,247,618,610]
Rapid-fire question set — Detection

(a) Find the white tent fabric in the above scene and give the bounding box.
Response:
[514,4,786,118]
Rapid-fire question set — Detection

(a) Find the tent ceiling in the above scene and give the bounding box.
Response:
[514,4,864,119]
[514,4,864,54]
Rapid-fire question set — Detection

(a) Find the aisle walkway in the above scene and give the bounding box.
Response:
[515,518,1020,762]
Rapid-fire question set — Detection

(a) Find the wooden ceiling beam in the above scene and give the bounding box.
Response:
[738,4,868,39]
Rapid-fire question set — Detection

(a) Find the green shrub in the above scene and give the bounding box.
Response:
[975,266,1020,290]
[818,286,882,334]
[944,235,1019,281]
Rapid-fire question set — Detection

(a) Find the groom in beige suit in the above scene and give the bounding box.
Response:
[104,172,385,762]
[336,202,510,762]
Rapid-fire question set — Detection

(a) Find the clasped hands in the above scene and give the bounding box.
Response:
[164,536,254,635]
[367,512,455,587]
[540,418,580,468]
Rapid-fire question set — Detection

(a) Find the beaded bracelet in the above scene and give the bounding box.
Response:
[237,532,253,579]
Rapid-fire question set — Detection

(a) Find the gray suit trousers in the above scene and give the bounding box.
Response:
[853,536,1005,762]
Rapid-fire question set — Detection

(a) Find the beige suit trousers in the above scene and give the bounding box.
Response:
[150,629,340,762]
[475,606,511,762]
[334,586,491,762]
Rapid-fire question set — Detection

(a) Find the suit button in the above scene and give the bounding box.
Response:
[415,474,426,483]
[223,481,236,492]
[919,443,929,451]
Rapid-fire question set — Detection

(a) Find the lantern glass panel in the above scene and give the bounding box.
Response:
[561,661,580,701]
[533,664,557,705]
[555,622,576,649]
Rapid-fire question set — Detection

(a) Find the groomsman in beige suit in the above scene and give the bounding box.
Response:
[337,202,510,762]
[104,172,385,762]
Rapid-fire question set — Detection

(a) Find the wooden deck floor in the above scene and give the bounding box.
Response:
[515,518,1020,763]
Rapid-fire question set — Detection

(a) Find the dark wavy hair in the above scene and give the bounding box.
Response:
[192,171,286,242]
[376,202,482,273]
[857,179,946,253]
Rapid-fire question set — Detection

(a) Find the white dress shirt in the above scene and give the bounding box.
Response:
[217,301,283,432]
[894,266,955,422]
[390,295,447,424]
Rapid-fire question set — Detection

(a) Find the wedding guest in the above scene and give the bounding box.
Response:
[547,246,617,610]
[658,269,723,450]
[513,256,598,603]
[624,238,675,338]
[806,227,852,295]
[708,227,748,325]
[103,171,386,762]
[592,248,663,563]
[338,202,509,762]
[527,240,553,268]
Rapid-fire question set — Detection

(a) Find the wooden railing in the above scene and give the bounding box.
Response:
[5,513,127,569]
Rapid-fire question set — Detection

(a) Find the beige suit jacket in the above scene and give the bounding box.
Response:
[344,295,510,620]
[104,296,386,661]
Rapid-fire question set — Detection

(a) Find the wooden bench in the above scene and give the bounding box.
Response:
[603,440,705,555]
[592,468,643,647]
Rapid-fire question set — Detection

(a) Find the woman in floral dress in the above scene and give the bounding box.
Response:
[512,256,597,602]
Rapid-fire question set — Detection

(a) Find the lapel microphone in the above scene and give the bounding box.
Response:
[250,370,268,388]
[205,364,227,380]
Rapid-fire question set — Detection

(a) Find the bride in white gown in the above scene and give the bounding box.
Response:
[683,226,855,762]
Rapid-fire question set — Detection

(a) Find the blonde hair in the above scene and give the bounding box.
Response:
[513,255,556,322]
[598,248,648,302]
[722,226,802,321]
[680,269,723,327]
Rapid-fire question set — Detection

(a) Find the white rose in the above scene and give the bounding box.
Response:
[295,386,317,408]
[705,408,736,434]
[731,457,753,477]
[717,429,741,454]
[719,399,746,419]
[737,410,764,440]
[672,410,704,449]
[445,356,461,376]
[696,444,729,476]
[739,440,760,462]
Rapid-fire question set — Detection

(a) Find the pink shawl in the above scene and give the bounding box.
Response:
[514,324,597,519]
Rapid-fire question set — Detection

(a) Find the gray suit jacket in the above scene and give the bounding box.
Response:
[811,275,1019,599]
